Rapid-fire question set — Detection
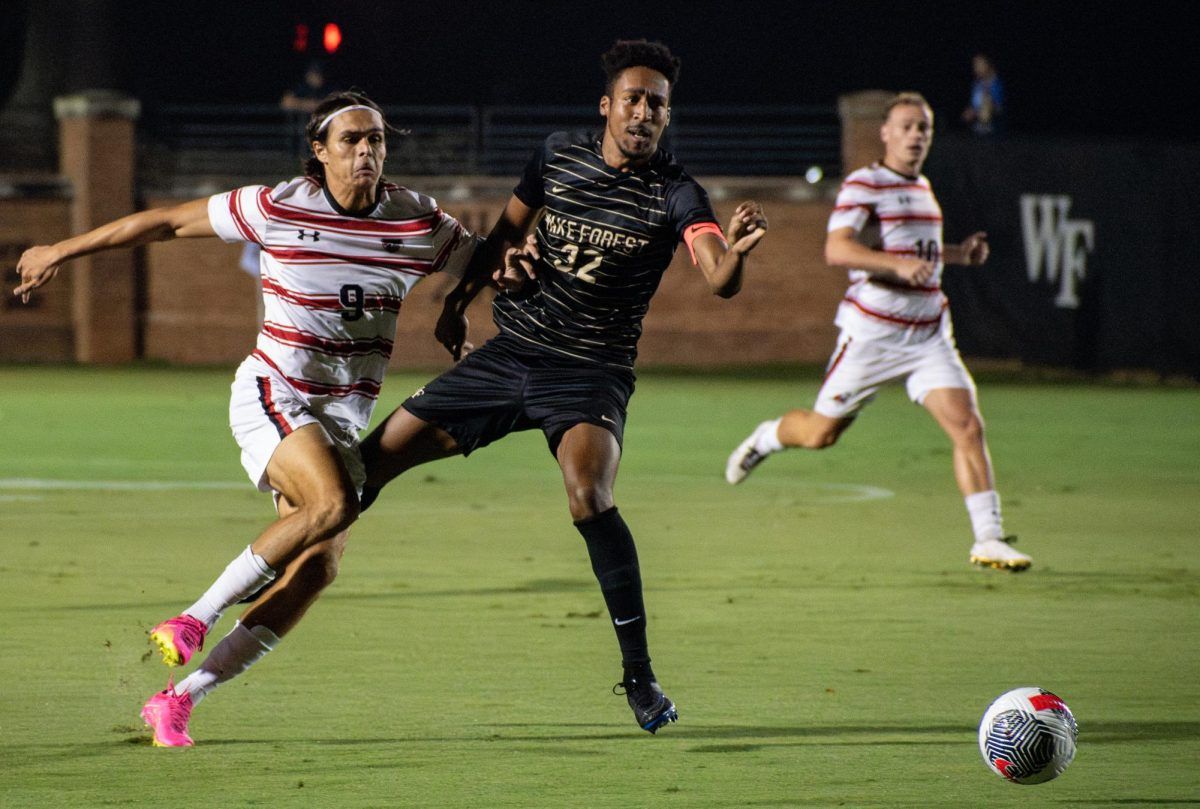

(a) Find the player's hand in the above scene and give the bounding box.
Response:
[12,245,64,303]
[959,231,989,266]
[434,306,472,361]
[893,257,936,287]
[727,201,767,246]
[493,234,540,292]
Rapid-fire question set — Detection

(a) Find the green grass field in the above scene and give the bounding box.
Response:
[1,365,1197,808]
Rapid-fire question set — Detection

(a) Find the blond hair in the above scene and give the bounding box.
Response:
[883,92,933,120]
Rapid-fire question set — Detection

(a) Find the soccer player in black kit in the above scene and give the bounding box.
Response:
[359,40,767,733]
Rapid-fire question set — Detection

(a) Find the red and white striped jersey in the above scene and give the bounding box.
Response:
[208,177,475,431]
[827,163,948,343]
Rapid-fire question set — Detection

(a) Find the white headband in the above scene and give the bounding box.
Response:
[315,104,379,134]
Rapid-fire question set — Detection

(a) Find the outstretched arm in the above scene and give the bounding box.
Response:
[434,195,541,359]
[13,198,216,302]
[943,231,989,266]
[691,201,768,298]
[825,226,937,287]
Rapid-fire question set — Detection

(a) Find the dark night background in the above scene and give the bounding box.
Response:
[0,0,1189,141]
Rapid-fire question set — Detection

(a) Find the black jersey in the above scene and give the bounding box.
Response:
[492,130,719,369]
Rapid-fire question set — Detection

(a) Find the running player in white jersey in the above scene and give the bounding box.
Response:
[724,92,1031,572]
[13,91,476,745]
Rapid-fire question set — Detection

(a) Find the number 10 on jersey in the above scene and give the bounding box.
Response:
[552,243,603,284]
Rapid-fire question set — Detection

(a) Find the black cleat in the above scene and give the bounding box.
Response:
[615,675,678,734]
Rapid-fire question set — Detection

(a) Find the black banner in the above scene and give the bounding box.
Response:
[922,133,1200,377]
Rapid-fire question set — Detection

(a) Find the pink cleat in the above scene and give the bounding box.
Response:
[149,614,207,667]
[141,682,195,747]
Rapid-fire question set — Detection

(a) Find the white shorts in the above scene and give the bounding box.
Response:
[228,357,366,495]
[813,330,977,419]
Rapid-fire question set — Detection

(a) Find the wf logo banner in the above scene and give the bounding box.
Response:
[1020,195,1094,309]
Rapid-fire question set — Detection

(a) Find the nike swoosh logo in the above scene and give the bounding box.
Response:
[551,185,567,193]
[599,414,616,424]
[614,615,641,626]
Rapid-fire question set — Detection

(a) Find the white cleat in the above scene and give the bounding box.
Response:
[725,421,775,485]
[970,536,1033,572]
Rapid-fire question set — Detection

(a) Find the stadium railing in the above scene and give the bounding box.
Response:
[137,103,839,189]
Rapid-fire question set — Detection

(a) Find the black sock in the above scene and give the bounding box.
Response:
[574,506,653,675]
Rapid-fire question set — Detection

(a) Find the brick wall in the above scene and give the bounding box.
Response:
[0,194,74,361]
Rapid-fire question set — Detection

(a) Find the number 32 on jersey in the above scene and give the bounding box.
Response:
[552,242,603,283]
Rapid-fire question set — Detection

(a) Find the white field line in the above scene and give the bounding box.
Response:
[0,476,893,505]
[0,478,246,492]
[640,475,894,503]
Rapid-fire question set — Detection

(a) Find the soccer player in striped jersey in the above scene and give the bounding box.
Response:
[725,92,1031,572]
[13,92,477,745]
[358,40,768,733]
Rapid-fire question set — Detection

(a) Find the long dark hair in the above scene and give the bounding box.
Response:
[302,90,389,182]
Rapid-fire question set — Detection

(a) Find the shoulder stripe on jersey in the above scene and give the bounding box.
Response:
[429,218,462,272]
[252,350,382,398]
[263,196,442,236]
[842,180,929,192]
[559,146,618,176]
[229,191,262,246]
[547,188,666,226]
[264,247,435,276]
[548,163,665,203]
[562,144,665,191]
[256,187,272,215]
[555,150,642,185]
[546,173,667,215]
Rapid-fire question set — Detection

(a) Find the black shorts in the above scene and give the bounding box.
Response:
[402,333,635,457]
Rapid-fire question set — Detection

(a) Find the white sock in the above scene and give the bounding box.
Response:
[965,490,1004,542]
[753,418,784,454]
[174,622,281,705]
[183,546,276,630]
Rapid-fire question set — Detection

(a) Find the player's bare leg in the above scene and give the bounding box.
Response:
[558,422,677,733]
[921,387,993,495]
[557,422,619,522]
[143,426,361,745]
[726,408,853,484]
[150,424,359,667]
[147,514,352,743]
[358,408,461,508]
[922,387,1030,571]
[779,409,853,449]
[238,530,349,637]
[248,424,360,567]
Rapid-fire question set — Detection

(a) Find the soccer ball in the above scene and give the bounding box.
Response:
[978,687,1077,784]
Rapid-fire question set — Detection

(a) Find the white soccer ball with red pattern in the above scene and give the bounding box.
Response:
[978,687,1077,784]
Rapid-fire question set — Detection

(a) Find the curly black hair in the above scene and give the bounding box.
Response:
[600,39,681,94]
[302,89,390,182]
